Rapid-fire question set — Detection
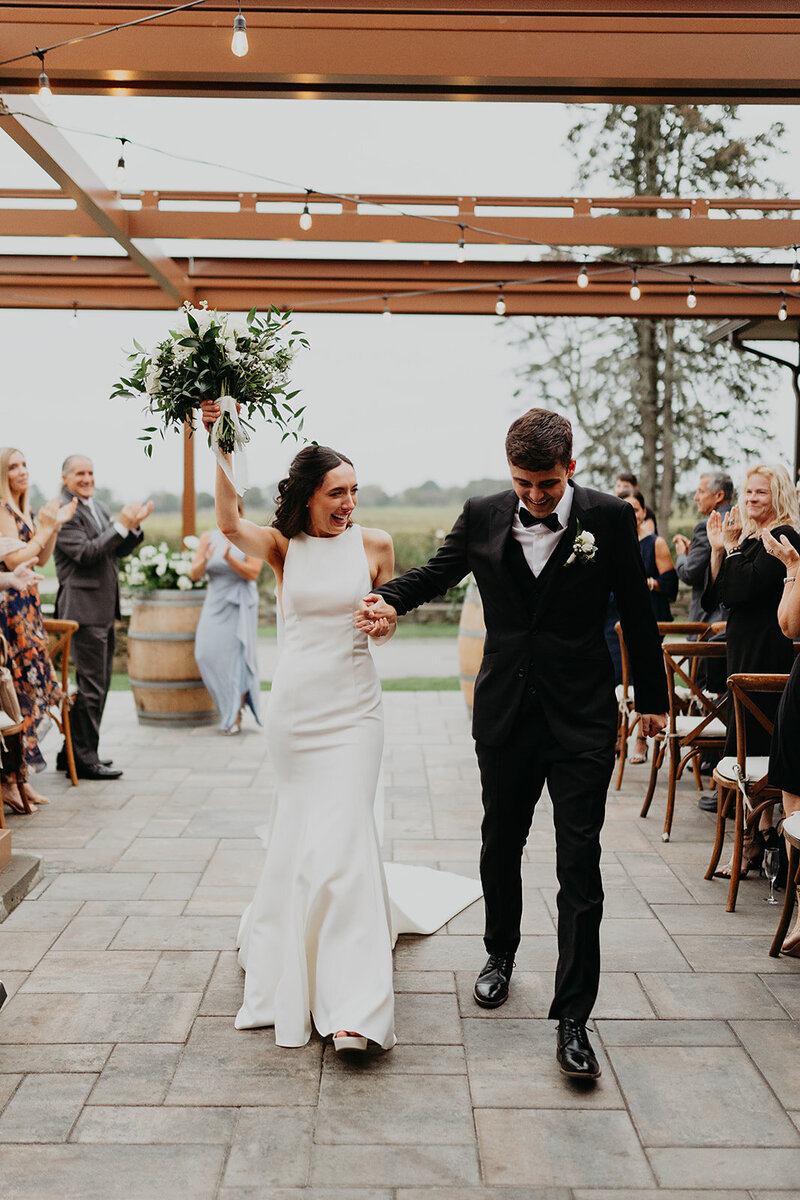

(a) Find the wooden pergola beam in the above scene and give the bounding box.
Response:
[2,3,800,104]
[0,95,193,305]
[2,254,797,318]
[2,188,800,249]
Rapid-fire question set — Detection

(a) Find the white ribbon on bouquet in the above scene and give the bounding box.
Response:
[210,396,250,497]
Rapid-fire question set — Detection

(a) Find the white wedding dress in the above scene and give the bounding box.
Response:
[235,524,481,1048]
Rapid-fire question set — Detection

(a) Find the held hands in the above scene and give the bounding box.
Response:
[762,527,800,571]
[354,594,397,640]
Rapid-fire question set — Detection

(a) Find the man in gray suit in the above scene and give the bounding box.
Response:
[673,469,733,809]
[54,455,153,780]
[673,470,734,625]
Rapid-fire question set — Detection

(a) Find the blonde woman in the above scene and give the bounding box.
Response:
[0,447,76,811]
[704,463,800,877]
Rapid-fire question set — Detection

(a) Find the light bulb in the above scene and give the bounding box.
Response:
[629,270,641,301]
[299,203,312,231]
[116,154,126,186]
[577,267,589,289]
[37,70,52,105]
[686,283,697,309]
[779,297,788,321]
[71,300,78,325]
[231,12,248,56]
[382,298,391,319]
[495,291,506,317]
[791,255,800,285]
[456,234,466,263]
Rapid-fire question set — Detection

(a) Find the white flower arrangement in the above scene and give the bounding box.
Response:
[121,545,205,592]
[112,302,309,460]
[565,523,598,566]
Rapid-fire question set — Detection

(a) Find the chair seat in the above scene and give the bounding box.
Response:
[713,755,771,783]
[782,811,800,850]
[674,715,727,739]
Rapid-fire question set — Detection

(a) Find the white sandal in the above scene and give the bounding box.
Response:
[333,1031,367,1052]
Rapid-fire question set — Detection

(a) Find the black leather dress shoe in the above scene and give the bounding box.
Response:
[57,750,113,772]
[698,792,719,813]
[75,763,123,781]
[0,980,7,1011]
[473,953,515,1008]
[556,1018,601,1079]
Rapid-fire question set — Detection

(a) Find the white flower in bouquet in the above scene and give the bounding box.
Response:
[176,574,193,590]
[566,524,598,566]
[155,562,168,577]
[183,535,200,550]
[139,545,157,562]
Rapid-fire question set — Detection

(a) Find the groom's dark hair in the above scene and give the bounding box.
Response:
[505,409,573,471]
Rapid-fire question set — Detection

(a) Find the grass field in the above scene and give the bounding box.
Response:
[110,673,460,692]
[144,505,462,546]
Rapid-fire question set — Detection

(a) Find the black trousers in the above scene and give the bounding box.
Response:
[475,689,614,1024]
[68,623,115,767]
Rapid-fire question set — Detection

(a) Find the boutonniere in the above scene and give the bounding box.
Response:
[565,521,597,566]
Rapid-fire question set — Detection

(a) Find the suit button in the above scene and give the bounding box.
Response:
[517,669,526,678]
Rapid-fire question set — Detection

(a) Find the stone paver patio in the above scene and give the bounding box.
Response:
[1,689,799,1199]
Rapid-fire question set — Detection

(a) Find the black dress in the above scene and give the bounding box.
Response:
[769,652,800,793]
[702,526,800,757]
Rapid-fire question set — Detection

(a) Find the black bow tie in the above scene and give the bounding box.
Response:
[519,508,561,532]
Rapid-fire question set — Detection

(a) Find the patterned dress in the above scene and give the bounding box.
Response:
[0,504,62,771]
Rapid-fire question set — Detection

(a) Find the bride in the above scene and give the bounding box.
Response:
[200,404,479,1052]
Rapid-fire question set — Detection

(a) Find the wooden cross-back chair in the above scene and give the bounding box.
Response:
[705,672,787,913]
[613,621,711,792]
[771,814,800,957]
[0,717,24,828]
[639,639,729,843]
[43,618,79,787]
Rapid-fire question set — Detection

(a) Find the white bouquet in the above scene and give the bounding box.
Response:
[122,542,204,592]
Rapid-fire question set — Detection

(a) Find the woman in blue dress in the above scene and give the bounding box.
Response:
[190,525,262,735]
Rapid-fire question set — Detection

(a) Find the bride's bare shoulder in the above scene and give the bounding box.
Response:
[261,524,290,563]
[359,526,393,552]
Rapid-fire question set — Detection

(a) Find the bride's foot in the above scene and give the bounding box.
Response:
[629,737,648,765]
[333,1030,368,1052]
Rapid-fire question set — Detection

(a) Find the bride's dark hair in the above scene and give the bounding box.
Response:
[272,444,354,537]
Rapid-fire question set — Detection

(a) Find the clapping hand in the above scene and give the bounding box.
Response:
[673,533,690,556]
[354,594,397,640]
[10,558,44,590]
[57,496,78,526]
[119,500,154,531]
[722,505,743,552]
[36,497,61,532]
[762,527,800,571]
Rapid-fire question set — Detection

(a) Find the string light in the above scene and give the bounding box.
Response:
[792,246,800,285]
[382,296,391,319]
[299,195,312,231]
[629,268,641,302]
[779,293,788,321]
[577,265,589,289]
[231,5,249,57]
[456,226,466,263]
[686,276,697,309]
[35,50,52,105]
[115,137,128,186]
[495,286,506,317]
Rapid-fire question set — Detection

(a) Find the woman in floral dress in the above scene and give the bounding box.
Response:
[0,447,76,812]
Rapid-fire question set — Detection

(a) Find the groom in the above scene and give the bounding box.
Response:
[357,409,668,1078]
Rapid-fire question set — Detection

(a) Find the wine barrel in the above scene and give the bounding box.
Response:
[128,590,218,726]
[457,580,485,716]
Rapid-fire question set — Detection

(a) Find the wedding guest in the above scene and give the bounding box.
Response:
[621,489,678,764]
[54,455,153,780]
[614,471,656,533]
[762,525,800,956]
[0,551,45,816]
[0,447,77,810]
[190,516,262,736]
[704,464,800,878]
[673,470,734,625]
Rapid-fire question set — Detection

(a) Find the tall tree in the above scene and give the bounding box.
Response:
[514,105,785,530]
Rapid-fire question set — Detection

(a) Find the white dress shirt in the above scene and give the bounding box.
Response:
[511,484,574,578]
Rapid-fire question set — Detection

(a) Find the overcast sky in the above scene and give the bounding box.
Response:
[2,97,799,502]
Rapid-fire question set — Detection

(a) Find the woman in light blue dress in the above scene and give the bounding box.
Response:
[191,527,262,734]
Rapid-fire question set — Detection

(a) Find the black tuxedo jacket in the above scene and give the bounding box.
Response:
[54,491,143,627]
[377,482,668,750]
